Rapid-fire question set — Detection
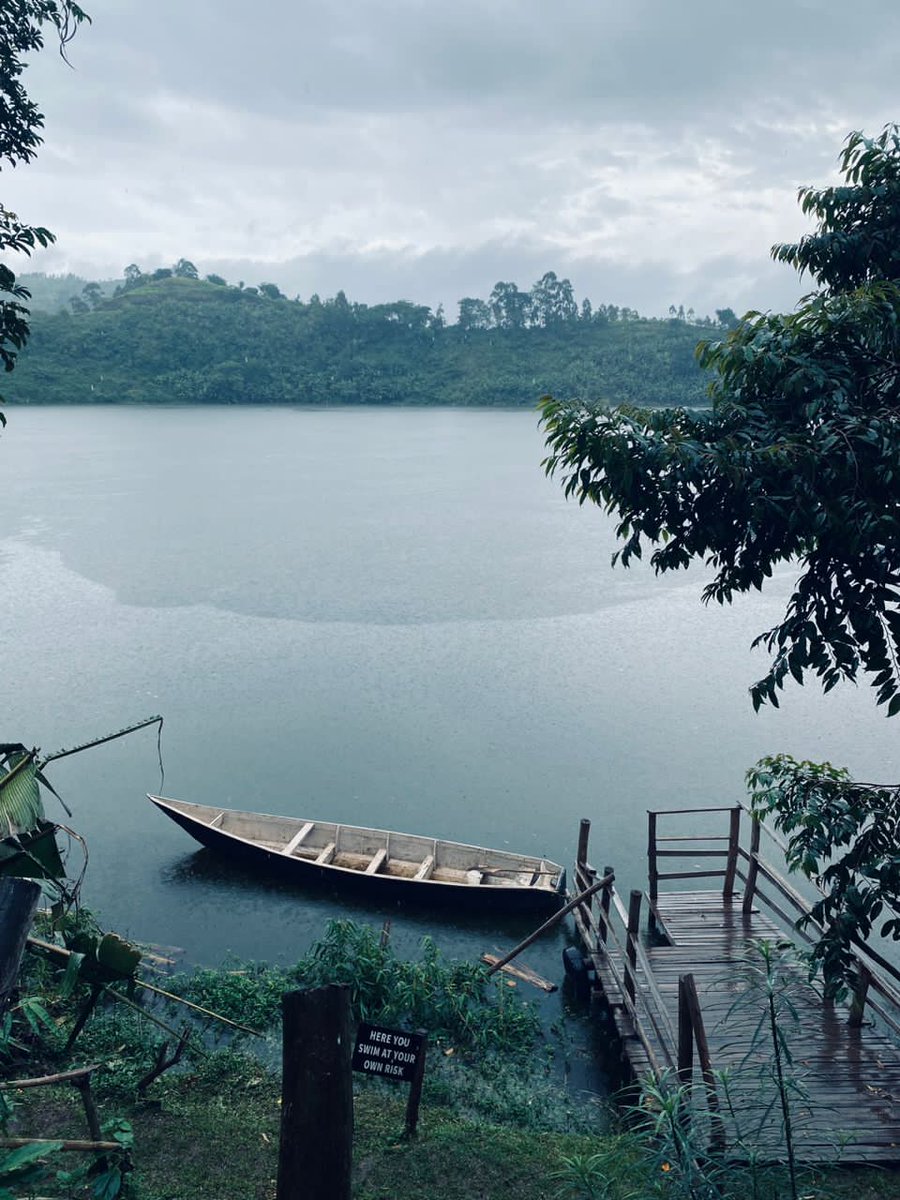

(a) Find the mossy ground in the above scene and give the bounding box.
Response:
[13,1065,900,1200]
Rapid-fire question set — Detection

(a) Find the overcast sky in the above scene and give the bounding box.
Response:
[8,0,900,318]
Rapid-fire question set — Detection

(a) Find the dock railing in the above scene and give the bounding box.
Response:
[580,816,724,1080]
[574,819,722,1119]
[647,804,900,1038]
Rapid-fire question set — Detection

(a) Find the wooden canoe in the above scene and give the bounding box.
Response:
[147,795,567,910]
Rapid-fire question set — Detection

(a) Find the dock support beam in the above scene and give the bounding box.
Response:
[741,814,761,915]
[849,966,872,1029]
[678,973,725,1149]
[647,811,658,936]
[624,890,642,1005]
[577,818,591,869]
[723,807,741,900]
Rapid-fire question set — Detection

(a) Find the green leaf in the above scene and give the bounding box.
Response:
[60,949,85,997]
[0,1140,63,1172]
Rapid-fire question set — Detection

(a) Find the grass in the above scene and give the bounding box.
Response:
[10,1055,900,1200]
[14,1060,602,1200]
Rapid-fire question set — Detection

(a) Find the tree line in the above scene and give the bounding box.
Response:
[11,266,722,408]
[45,261,738,334]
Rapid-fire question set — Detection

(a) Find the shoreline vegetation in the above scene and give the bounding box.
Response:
[10,267,734,409]
[6,915,899,1200]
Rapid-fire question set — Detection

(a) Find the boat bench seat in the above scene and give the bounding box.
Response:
[365,848,388,875]
[466,869,483,887]
[282,822,315,856]
[414,854,435,881]
[315,842,336,866]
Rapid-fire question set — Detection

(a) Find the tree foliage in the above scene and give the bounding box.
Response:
[542,126,900,988]
[748,755,900,990]
[13,267,716,408]
[541,126,900,715]
[0,0,88,410]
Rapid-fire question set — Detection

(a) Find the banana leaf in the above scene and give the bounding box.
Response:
[0,750,45,837]
[0,821,65,880]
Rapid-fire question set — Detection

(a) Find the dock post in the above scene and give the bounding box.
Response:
[647,812,658,937]
[723,807,741,900]
[677,975,693,1085]
[577,818,591,869]
[598,865,613,947]
[680,973,725,1149]
[624,890,642,1005]
[849,966,872,1028]
[741,814,761,915]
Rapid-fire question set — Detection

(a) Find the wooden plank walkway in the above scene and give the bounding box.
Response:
[592,889,900,1163]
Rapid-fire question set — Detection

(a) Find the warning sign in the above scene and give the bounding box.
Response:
[351,1022,426,1083]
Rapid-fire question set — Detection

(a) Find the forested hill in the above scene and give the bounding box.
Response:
[10,272,730,407]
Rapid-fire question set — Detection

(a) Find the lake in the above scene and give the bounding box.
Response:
[1,406,896,1008]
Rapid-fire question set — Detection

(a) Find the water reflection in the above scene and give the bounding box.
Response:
[161,847,562,959]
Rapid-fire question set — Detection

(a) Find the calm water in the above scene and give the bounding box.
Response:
[1,406,897,1006]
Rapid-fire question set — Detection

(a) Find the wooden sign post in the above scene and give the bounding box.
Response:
[277,985,352,1200]
[351,1022,428,1137]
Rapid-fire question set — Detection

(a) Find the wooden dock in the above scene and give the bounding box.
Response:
[571,807,900,1164]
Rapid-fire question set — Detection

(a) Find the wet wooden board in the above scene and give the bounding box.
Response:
[587,891,900,1164]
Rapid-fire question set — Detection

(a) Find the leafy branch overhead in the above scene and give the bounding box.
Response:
[0,2,89,409]
[541,126,900,714]
[749,754,900,990]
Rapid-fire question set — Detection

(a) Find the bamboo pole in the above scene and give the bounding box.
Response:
[484,871,615,977]
[0,1137,121,1152]
[0,1065,100,1090]
[26,935,260,1035]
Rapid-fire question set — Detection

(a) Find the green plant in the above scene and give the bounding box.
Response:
[0,1122,133,1200]
[0,1139,63,1200]
[0,992,58,1062]
[421,1052,603,1134]
[299,920,541,1053]
[550,1151,616,1199]
[727,939,823,1200]
[165,959,295,1032]
[169,919,542,1056]
[57,1117,134,1199]
[631,1075,725,1200]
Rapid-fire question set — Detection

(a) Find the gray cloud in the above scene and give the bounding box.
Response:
[9,0,900,317]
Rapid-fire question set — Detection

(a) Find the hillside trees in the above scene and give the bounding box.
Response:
[541,125,900,987]
[489,281,530,330]
[0,1,88,407]
[15,269,713,407]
